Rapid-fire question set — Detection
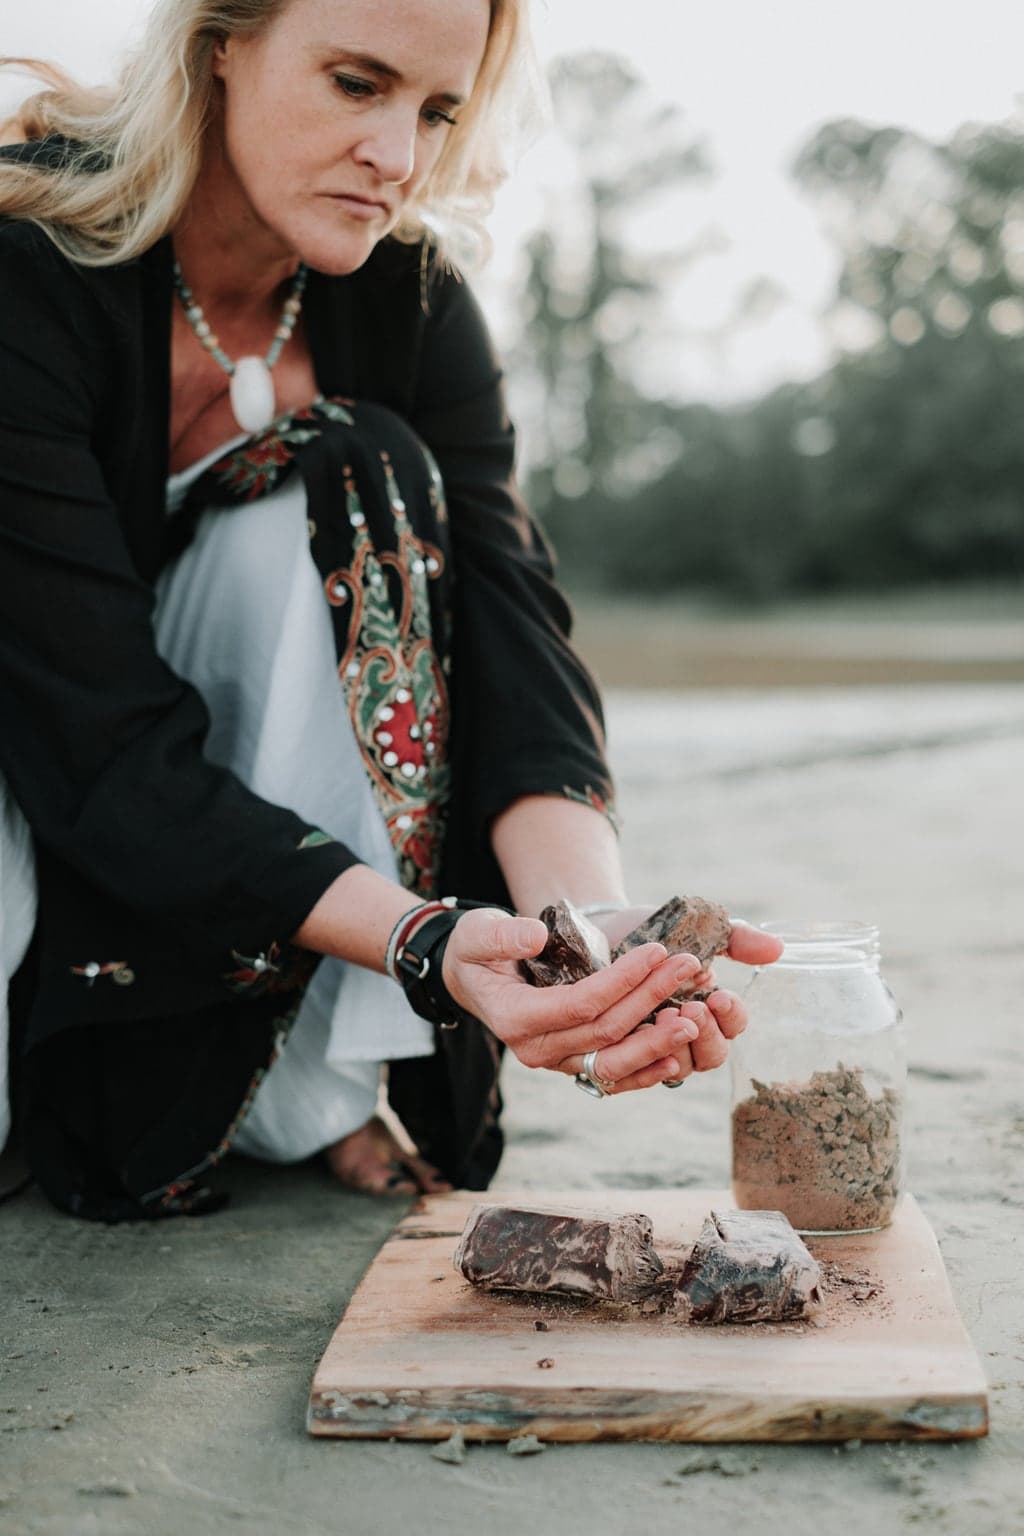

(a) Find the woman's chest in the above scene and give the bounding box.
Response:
[168,309,320,474]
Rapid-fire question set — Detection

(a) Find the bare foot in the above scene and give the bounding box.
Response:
[324,1116,452,1197]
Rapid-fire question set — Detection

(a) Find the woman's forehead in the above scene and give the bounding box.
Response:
[282,0,491,83]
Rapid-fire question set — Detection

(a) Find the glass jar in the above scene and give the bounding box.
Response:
[729,922,906,1236]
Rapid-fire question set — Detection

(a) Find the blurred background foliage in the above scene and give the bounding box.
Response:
[510,53,1024,601]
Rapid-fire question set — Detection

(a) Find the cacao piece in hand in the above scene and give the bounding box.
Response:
[612,895,731,1004]
[519,900,606,988]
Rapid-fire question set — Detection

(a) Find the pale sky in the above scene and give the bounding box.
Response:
[4,1,1024,401]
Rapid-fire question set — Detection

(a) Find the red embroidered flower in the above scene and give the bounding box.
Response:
[371,688,433,778]
[400,823,437,884]
[222,437,293,500]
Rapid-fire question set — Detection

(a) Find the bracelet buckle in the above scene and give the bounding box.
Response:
[396,945,431,983]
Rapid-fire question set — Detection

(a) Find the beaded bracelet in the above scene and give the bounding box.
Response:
[392,898,509,1031]
[384,899,456,982]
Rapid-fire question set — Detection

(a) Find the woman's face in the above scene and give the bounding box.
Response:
[211,0,491,274]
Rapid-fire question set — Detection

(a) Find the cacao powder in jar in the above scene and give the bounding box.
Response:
[731,1063,903,1233]
[729,923,906,1236]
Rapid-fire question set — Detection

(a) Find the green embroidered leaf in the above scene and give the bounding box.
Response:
[298,829,335,851]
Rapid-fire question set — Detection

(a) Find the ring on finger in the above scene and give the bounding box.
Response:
[662,1076,687,1090]
[575,1048,617,1100]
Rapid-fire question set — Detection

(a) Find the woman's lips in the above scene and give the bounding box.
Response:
[327,194,389,220]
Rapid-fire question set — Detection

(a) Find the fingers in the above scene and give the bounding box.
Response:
[561,1008,698,1086]
[726,921,784,967]
[606,1054,692,1095]
[517,950,702,1067]
[704,988,748,1040]
[542,944,678,1027]
[679,993,747,1071]
[448,909,549,969]
[590,991,749,1091]
[444,910,758,1090]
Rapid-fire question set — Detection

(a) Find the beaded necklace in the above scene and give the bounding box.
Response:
[172,259,308,433]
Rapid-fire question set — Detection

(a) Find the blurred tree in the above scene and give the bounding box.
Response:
[789,117,1024,586]
[532,110,1024,599]
[512,52,712,520]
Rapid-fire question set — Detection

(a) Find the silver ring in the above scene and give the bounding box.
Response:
[662,1076,687,1089]
[574,1048,616,1099]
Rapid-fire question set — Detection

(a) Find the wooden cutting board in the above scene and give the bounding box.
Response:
[308,1189,988,1443]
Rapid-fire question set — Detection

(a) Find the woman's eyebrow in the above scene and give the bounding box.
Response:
[324,48,467,107]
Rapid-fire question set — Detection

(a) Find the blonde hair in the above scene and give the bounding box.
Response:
[0,0,540,268]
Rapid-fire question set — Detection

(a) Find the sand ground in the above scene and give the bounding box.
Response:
[568,586,1024,688]
[1,681,1022,1536]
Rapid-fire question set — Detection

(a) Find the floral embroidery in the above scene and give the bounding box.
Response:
[69,959,132,987]
[224,944,281,992]
[326,451,451,895]
[223,942,318,996]
[298,828,335,851]
[211,398,355,501]
[560,783,621,832]
[202,399,455,897]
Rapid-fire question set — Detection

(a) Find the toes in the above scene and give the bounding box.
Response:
[385,1167,418,1193]
[324,1118,449,1197]
[399,1156,453,1194]
[325,1149,416,1196]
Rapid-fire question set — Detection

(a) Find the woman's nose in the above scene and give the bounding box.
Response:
[354,109,418,186]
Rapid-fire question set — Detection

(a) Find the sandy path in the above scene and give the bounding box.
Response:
[1,685,1022,1536]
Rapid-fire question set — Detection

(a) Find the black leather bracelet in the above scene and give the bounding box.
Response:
[395,898,509,1032]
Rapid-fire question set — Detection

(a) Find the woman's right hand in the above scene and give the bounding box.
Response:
[441,909,707,1094]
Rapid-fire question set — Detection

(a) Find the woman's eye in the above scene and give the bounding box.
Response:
[421,106,458,130]
[333,74,375,100]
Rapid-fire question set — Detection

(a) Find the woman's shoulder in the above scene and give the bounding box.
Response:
[0,132,105,172]
[0,220,131,350]
[0,151,159,324]
[1,139,90,272]
[351,235,467,313]
[0,134,120,271]
[0,206,77,290]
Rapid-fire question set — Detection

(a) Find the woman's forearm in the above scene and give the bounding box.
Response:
[489,795,628,916]
[292,863,422,970]
[293,794,627,967]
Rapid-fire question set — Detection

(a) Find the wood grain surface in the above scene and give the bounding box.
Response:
[308,1189,989,1444]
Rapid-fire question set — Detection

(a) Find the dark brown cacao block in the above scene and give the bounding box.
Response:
[677,1209,822,1324]
[454,1204,665,1302]
[613,895,731,972]
[519,900,606,988]
[612,895,731,1006]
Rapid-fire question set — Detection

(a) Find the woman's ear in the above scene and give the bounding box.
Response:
[210,34,232,80]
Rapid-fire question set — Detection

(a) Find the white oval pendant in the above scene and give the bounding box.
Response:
[229,356,277,433]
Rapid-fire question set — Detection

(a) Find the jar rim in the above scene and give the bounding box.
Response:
[759,920,879,945]
[757,919,880,970]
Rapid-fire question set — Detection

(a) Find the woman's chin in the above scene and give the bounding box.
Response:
[296,220,398,278]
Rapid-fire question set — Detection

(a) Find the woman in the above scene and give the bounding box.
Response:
[0,0,780,1220]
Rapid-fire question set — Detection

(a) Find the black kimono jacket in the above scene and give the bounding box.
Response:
[0,138,614,1219]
